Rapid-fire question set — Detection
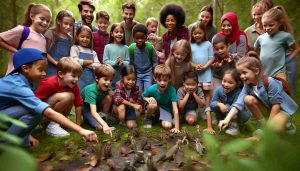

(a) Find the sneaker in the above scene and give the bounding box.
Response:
[144,117,152,128]
[225,122,240,136]
[286,121,296,134]
[46,122,70,137]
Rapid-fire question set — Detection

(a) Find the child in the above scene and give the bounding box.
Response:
[113,65,142,129]
[81,64,114,136]
[45,10,75,76]
[0,3,52,75]
[35,57,83,137]
[146,17,159,34]
[211,69,251,136]
[130,24,157,93]
[255,6,299,80]
[219,51,297,135]
[190,22,214,127]
[142,64,180,133]
[93,11,110,63]
[165,39,192,90]
[70,25,100,90]
[211,36,236,89]
[0,48,97,146]
[103,23,130,89]
[177,71,204,125]
[148,34,166,64]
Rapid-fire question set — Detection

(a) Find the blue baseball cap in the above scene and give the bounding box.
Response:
[10,48,47,74]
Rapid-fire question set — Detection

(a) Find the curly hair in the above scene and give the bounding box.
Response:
[132,24,148,36]
[159,3,186,29]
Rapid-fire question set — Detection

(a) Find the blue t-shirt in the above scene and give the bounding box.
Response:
[0,73,49,115]
[133,46,153,73]
[142,84,177,113]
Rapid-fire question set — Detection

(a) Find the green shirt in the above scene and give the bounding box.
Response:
[81,83,108,110]
[142,84,177,113]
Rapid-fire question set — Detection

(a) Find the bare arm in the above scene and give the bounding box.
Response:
[289,43,300,58]
[75,105,82,126]
[178,93,190,111]
[89,104,111,136]
[0,37,17,53]
[171,102,180,132]
[218,107,239,130]
[268,103,280,120]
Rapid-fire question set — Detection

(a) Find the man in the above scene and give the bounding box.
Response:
[75,0,97,32]
[120,2,139,46]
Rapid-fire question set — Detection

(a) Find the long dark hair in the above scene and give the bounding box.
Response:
[109,23,126,45]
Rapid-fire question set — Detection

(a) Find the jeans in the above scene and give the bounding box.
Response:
[286,56,298,94]
[0,105,42,146]
[136,71,152,93]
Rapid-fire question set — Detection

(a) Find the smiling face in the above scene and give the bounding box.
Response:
[59,16,74,36]
[221,20,233,36]
[213,42,229,59]
[58,72,80,88]
[80,4,94,25]
[236,63,260,85]
[30,11,51,33]
[77,30,91,48]
[173,48,187,64]
[96,76,113,92]
[192,28,205,43]
[147,22,158,34]
[221,73,239,93]
[122,73,136,90]
[155,76,170,93]
[23,60,47,83]
[252,6,265,25]
[198,11,212,26]
[96,18,109,32]
[262,17,281,36]
[122,8,135,25]
[111,26,124,44]
[183,78,197,93]
[165,15,177,32]
[133,32,147,48]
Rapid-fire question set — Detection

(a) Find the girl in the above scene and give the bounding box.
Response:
[103,23,130,89]
[190,22,214,131]
[211,36,236,89]
[45,10,75,76]
[211,69,251,136]
[165,39,192,90]
[0,3,52,75]
[113,65,142,129]
[213,12,248,60]
[219,51,297,135]
[255,6,299,82]
[70,25,100,90]
[146,17,159,34]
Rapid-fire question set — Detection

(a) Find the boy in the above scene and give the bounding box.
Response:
[130,24,157,93]
[177,71,205,125]
[142,64,180,133]
[81,64,114,136]
[93,11,110,63]
[35,57,83,137]
[0,48,97,146]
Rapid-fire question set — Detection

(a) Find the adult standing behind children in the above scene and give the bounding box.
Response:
[120,2,139,46]
[159,3,189,58]
[75,0,97,32]
[188,6,217,42]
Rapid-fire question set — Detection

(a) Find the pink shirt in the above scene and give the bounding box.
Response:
[0,25,46,74]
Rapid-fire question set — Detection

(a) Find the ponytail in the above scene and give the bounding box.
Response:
[23,3,36,27]
[236,51,262,75]
[22,3,52,27]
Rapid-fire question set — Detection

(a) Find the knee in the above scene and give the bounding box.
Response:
[127,121,137,129]
[104,95,113,104]
[186,115,196,125]
[147,103,157,111]
[162,121,172,130]
[59,92,75,104]
[244,95,258,106]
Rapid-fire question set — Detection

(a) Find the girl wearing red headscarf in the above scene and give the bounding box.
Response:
[213,12,248,60]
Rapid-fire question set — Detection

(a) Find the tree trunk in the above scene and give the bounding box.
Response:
[11,0,17,27]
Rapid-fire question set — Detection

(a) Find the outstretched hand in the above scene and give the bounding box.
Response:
[218,120,229,131]
[79,129,98,143]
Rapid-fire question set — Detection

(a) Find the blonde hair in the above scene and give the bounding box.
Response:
[23,3,52,27]
[252,1,267,14]
[94,64,115,80]
[57,57,82,76]
[146,17,158,27]
[153,64,171,79]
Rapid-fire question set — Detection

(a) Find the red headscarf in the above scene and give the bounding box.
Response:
[216,12,248,47]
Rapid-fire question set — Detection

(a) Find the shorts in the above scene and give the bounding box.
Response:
[158,107,172,123]
[125,107,137,120]
[184,109,197,116]
[198,82,213,90]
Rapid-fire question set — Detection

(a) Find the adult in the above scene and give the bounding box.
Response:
[159,3,189,58]
[213,12,248,60]
[75,0,97,32]
[188,6,217,42]
[120,2,139,46]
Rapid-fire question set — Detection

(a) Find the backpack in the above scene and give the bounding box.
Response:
[262,75,292,96]
[129,42,154,64]
[17,26,30,50]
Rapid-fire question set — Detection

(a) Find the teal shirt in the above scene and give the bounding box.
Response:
[142,84,177,113]
[103,43,130,69]
[81,83,108,110]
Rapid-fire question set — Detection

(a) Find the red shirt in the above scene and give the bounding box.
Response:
[35,76,83,107]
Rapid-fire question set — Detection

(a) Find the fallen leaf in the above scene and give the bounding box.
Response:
[151,148,159,156]
[79,150,89,157]
[238,152,249,157]
[85,155,98,167]
[59,155,72,161]
[36,152,55,163]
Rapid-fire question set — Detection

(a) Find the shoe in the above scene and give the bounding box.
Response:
[286,121,296,134]
[144,117,152,128]
[225,122,240,136]
[46,122,70,137]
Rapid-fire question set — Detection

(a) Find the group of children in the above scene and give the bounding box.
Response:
[0,1,298,146]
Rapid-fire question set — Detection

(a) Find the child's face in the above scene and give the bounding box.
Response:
[183,78,197,93]
[221,73,238,93]
[112,26,124,44]
[155,76,170,93]
[77,30,91,48]
[96,76,113,92]
[221,20,233,36]
[165,15,177,32]
[198,11,212,26]
[252,6,265,25]
[214,42,229,59]
[173,48,187,63]
[192,28,205,43]
[24,60,47,83]
[236,63,260,85]
[31,11,51,33]
[262,17,281,36]
[133,32,147,48]
[147,22,158,34]
[122,73,136,90]
[58,72,80,88]
[59,16,74,35]
[96,18,109,32]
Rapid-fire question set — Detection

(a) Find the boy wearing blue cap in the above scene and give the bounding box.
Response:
[0,48,98,146]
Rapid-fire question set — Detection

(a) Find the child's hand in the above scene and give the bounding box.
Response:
[133,104,143,112]
[117,57,123,66]
[170,128,181,133]
[218,103,228,113]
[203,127,215,134]
[103,125,112,137]
[79,129,98,143]
[218,120,229,131]
[146,97,157,104]
[108,90,115,97]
